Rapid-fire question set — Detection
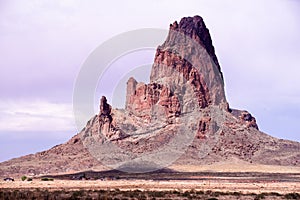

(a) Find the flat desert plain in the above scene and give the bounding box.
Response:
[1,163,300,199]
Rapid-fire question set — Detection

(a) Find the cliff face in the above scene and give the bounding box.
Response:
[151,16,226,106]
[125,79,181,123]
[1,16,300,177]
[169,16,221,72]
[125,16,230,132]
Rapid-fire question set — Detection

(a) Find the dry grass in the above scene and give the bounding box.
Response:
[1,178,299,194]
[170,160,300,173]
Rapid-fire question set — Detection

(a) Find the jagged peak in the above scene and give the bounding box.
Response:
[99,96,111,116]
[151,16,227,107]
[168,15,221,74]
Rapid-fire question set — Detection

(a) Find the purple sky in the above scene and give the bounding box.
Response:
[0,0,300,162]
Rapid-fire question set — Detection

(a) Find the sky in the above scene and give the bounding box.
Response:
[0,0,299,162]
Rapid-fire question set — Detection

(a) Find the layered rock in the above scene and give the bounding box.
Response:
[99,96,113,137]
[125,77,138,110]
[125,77,181,123]
[151,16,227,108]
[230,109,258,130]
[169,16,221,73]
[98,96,128,140]
[124,16,229,139]
[152,50,211,109]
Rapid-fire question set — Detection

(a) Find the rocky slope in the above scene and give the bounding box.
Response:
[1,16,299,177]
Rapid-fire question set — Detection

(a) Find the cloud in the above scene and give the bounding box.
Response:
[0,100,75,132]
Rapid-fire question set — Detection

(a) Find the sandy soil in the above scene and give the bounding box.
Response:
[1,162,300,199]
[170,159,300,173]
[1,179,299,194]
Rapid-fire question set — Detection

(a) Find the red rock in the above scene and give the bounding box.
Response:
[239,111,259,129]
[125,77,137,111]
[152,50,211,108]
[125,81,181,123]
[196,117,211,139]
[151,16,227,109]
[99,96,113,137]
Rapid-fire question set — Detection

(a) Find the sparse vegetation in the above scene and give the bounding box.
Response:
[21,176,27,181]
[41,177,54,181]
[0,189,298,200]
[254,193,266,200]
[284,193,300,199]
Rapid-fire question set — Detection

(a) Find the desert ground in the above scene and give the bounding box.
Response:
[1,178,300,199]
[1,163,300,199]
[1,178,300,193]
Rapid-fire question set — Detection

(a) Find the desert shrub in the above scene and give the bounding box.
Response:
[41,177,54,181]
[232,192,241,196]
[196,190,204,195]
[284,193,300,199]
[70,190,85,199]
[205,190,213,195]
[139,194,147,199]
[189,189,196,194]
[211,191,222,197]
[172,190,180,194]
[269,192,281,196]
[21,176,27,181]
[182,191,191,197]
[254,193,266,200]
[27,178,32,181]
[128,190,142,198]
[152,191,165,198]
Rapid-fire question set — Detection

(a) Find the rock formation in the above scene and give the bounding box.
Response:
[125,78,181,123]
[1,15,299,177]
[99,96,113,137]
